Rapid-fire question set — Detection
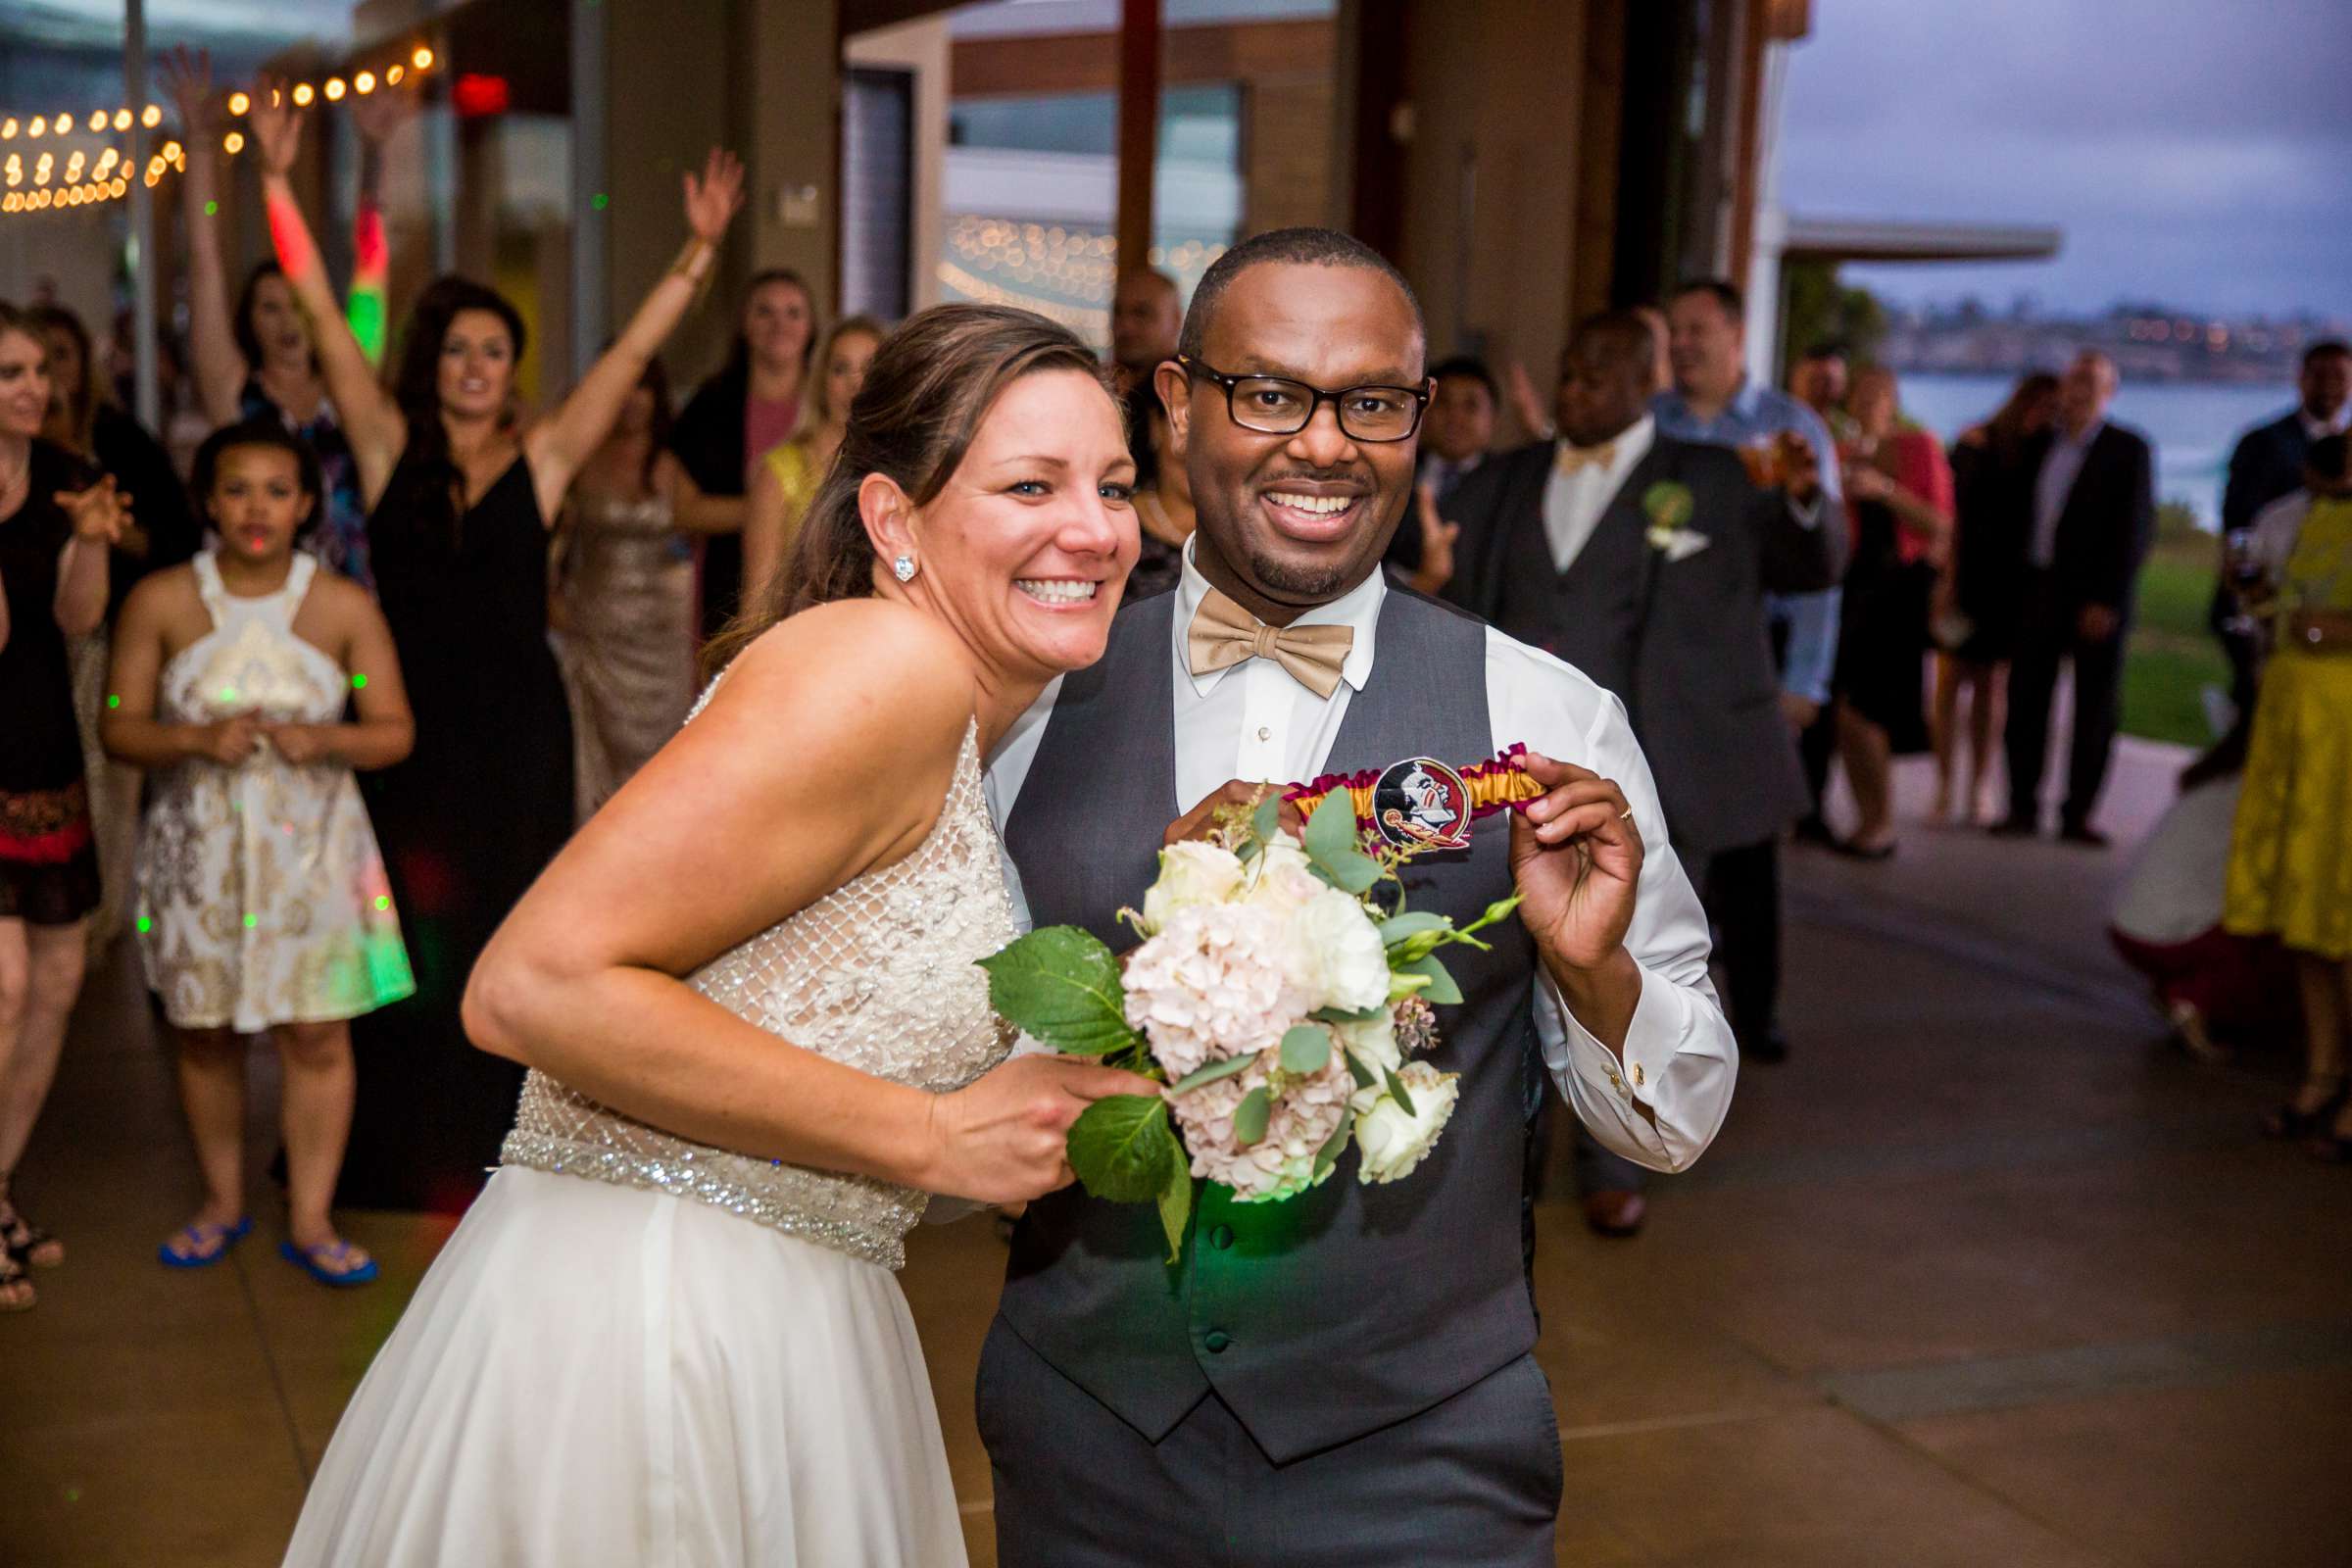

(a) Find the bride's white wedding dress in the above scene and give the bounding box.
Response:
[284,719,1014,1567]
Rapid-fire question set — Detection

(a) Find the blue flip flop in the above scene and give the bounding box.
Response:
[159,1215,254,1268]
[279,1238,380,1288]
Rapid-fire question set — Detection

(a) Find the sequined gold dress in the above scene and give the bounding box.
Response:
[284,715,1015,1568]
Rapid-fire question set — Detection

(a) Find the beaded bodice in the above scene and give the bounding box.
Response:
[500,718,1017,1269]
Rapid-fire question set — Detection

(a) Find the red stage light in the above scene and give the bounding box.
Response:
[451,74,510,119]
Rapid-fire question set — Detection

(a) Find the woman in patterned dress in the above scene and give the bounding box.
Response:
[105,421,416,1283]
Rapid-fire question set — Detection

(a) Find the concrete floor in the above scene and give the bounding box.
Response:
[6,740,2349,1566]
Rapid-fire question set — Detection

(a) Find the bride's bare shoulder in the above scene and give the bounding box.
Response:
[701,599,979,766]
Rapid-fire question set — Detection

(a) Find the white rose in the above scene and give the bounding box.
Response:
[1140,841,1247,934]
[1285,886,1393,1014]
[1238,838,1322,915]
[1333,1010,1401,1111]
[1353,1061,1460,1185]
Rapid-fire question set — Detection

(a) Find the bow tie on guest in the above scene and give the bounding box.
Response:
[1186,587,1355,700]
[1554,440,1617,476]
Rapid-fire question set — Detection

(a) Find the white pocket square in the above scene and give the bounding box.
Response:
[1645,525,1712,563]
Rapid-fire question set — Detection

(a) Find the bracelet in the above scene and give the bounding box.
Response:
[669,237,717,297]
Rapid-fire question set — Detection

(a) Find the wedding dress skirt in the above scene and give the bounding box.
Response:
[281,1166,968,1566]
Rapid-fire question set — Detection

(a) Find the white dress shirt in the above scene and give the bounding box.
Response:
[1543,414,1656,574]
[2033,417,2104,567]
[985,540,1737,1173]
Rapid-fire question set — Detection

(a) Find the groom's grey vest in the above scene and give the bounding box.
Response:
[1001,588,1541,1463]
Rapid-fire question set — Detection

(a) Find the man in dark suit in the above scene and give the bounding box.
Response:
[1445,311,1840,1233]
[1997,350,2157,846]
[2214,339,2350,710]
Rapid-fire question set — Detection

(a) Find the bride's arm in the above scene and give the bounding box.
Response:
[463,599,1149,1203]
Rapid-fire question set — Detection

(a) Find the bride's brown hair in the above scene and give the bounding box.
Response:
[705,303,1112,672]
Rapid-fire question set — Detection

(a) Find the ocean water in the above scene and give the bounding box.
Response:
[1895,372,2294,531]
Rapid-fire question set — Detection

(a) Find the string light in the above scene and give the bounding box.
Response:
[0,118,17,139]
[386,65,405,85]
[412,46,434,70]
[291,82,315,106]
[354,72,375,94]
[141,104,161,127]
[85,110,106,132]
[227,91,250,116]
[323,77,346,102]
[112,108,130,130]
[222,131,244,155]
[26,116,44,137]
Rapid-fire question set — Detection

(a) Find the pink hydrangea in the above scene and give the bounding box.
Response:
[1122,903,1311,1079]
[1166,1047,1354,1202]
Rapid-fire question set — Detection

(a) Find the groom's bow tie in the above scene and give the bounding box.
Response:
[1555,439,1617,476]
[1187,588,1355,700]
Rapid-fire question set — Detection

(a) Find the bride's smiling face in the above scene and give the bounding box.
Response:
[897,368,1139,684]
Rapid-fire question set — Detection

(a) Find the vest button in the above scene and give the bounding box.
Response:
[1204,1329,1231,1353]
[1210,1225,1235,1250]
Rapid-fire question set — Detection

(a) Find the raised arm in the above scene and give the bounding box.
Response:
[662,453,747,536]
[247,82,407,502]
[523,149,745,523]
[51,476,126,637]
[163,48,247,426]
[461,600,1152,1202]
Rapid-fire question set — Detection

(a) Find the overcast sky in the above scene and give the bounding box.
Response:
[1778,0,2352,320]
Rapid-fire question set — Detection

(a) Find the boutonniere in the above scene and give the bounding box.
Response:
[1641,481,1710,562]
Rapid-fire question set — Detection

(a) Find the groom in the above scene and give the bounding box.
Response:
[984,227,1736,1564]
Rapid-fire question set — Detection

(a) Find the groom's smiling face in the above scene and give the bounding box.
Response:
[1159,261,1425,625]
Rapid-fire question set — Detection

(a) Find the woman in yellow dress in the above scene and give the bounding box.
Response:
[739,315,885,614]
[2225,432,2352,1159]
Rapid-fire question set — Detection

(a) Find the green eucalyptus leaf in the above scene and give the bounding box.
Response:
[1393,954,1463,1006]
[1311,1003,1385,1025]
[1250,792,1284,849]
[1233,1085,1271,1147]
[976,926,1139,1055]
[1312,1108,1354,1181]
[1168,1053,1258,1095]
[1382,1062,1418,1117]
[1322,848,1385,894]
[1154,1131,1195,1264]
[1065,1095,1174,1202]
[1302,789,1358,865]
[1378,911,1450,946]
[1279,1024,1331,1075]
[1344,1048,1378,1091]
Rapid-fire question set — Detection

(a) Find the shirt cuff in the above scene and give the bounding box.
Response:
[1538,963,1696,1170]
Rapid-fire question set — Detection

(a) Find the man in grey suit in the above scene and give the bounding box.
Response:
[1444,313,1840,1237]
[982,231,1737,1565]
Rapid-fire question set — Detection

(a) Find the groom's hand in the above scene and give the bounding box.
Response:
[1165,780,1305,846]
[921,1055,1161,1205]
[1509,752,1644,1051]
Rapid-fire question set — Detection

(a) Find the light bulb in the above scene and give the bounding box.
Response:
[228,91,251,117]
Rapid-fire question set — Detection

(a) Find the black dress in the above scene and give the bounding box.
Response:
[1833,495,1935,756]
[0,441,103,925]
[341,453,574,1211]
[1948,439,2034,664]
[91,406,200,618]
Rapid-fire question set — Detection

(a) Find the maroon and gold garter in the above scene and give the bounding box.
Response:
[1284,745,1543,851]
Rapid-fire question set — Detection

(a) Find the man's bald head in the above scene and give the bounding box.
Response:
[1110,268,1182,375]
[1177,227,1423,368]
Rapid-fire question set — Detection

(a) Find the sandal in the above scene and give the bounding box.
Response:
[159,1215,255,1269]
[0,1250,32,1312]
[0,1182,63,1270]
[2264,1076,2349,1142]
[280,1238,379,1288]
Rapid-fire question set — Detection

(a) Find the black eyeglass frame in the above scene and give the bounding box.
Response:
[1175,354,1434,443]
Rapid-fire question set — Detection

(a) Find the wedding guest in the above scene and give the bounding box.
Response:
[554,361,698,817]
[1788,343,1854,444]
[1936,372,2057,824]
[1447,311,1837,1233]
[0,303,131,1311]
[2215,339,2350,715]
[1831,366,1953,858]
[1652,277,1835,1065]
[740,314,884,610]
[1384,355,1496,588]
[103,421,416,1284]
[251,82,745,1209]
[1110,268,1183,492]
[671,268,817,642]
[1126,395,1195,602]
[165,45,397,591]
[1996,350,2155,846]
[2225,433,2352,1158]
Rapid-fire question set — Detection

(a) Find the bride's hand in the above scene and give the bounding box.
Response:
[921,1054,1160,1204]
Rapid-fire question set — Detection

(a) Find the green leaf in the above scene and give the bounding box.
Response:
[1344,1048,1377,1091]
[1392,954,1463,1006]
[976,926,1140,1055]
[1321,848,1385,894]
[1168,1052,1258,1095]
[1311,1003,1385,1025]
[1377,911,1450,947]
[1250,792,1284,848]
[1279,1024,1331,1075]
[1312,1108,1354,1181]
[1302,788,1358,865]
[1382,1063,1418,1117]
[1155,1141,1194,1264]
[1233,1085,1271,1147]
[1065,1095,1175,1202]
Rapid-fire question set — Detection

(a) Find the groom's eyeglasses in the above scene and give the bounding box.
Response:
[1177,355,1433,444]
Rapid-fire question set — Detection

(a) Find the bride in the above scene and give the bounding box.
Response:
[284,303,1149,1565]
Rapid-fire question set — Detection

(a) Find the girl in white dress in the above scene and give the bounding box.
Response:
[282,304,1151,1565]
[104,421,416,1285]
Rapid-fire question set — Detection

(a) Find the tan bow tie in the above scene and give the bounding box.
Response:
[1555,441,1617,476]
[1187,588,1355,700]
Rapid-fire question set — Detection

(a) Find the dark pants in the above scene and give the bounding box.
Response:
[981,1317,1561,1567]
[2005,573,2127,829]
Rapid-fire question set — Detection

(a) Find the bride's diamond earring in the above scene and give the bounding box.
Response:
[893,554,917,583]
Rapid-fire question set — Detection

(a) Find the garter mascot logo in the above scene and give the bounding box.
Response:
[1371,757,1472,850]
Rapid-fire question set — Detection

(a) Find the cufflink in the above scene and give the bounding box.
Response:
[1632,1061,1646,1089]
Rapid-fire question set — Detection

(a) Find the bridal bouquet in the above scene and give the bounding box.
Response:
[979,788,1520,1260]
